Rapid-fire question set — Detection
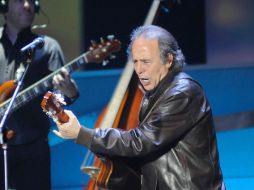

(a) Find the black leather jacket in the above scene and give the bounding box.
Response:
[77,71,224,190]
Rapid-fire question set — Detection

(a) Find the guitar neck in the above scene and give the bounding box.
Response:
[0,52,89,117]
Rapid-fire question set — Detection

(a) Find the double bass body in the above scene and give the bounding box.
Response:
[84,74,143,190]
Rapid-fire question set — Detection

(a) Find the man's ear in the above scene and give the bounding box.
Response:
[165,53,173,69]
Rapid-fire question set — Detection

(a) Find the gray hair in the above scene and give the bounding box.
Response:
[127,25,185,72]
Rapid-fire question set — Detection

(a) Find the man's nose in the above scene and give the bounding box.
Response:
[135,62,144,74]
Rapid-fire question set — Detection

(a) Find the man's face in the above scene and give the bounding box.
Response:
[132,37,172,91]
[5,0,35,31]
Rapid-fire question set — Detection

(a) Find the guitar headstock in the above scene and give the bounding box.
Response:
[41,91,69,124]
[86,35,121,64]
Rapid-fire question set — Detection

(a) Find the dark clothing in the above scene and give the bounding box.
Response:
[0,26,69,190]
[0,26,65,145]
[77,71,224,190]
[0,137,51,190]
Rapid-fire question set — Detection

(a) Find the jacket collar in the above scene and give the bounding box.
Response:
[139,70,179,123]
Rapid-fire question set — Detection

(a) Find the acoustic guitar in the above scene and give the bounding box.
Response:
[41,91,141,190]
[41,91,118,189]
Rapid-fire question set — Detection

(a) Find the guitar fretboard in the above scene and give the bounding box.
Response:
[0,52,88,117]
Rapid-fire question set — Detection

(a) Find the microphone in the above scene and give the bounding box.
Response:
[20,37,45,54]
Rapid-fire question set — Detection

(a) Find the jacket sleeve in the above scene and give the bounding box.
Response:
[76,80,210,157]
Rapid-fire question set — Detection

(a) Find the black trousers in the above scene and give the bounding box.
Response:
[0,138,51,190]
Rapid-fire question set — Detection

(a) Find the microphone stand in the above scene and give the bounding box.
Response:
[0,51,33,190]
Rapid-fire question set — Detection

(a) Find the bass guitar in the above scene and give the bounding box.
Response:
[0,36,121,119]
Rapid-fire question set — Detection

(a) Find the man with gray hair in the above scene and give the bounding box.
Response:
[53,25,225,190]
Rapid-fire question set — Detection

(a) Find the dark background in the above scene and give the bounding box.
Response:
[82,0,206,69]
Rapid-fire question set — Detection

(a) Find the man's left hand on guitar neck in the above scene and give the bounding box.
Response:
[52,68,79,102]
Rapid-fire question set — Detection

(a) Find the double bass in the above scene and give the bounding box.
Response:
[81,0,164,189]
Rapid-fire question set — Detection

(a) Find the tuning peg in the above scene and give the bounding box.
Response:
[55,94,66,105]
[100,37,105,44]
[89,40,97,50]
[101,47,107,53]
[90,40,97,45]
[109,54,116,60]
[102,60,109,66]
[107,35,115,41]
[91,40,97,45]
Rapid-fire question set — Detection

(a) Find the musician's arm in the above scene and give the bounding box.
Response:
[46,37,79,105]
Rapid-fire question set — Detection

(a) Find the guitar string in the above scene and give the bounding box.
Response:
[0,56,84,115]
[1,40,120,116]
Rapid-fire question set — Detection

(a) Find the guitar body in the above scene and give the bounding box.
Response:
[0,80,17,141]
[41,90,141,190]
[106,158,141,190]
[85,156,140,190]
[0,80,16,104]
